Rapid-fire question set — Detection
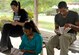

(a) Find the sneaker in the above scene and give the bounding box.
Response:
[0,46,8,52]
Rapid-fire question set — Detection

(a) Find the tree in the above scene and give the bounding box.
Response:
[0,0,78,13]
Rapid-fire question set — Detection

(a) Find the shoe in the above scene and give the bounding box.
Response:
[0,46,8,52]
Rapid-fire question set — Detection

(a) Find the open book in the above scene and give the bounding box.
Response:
[10,48,24,55]
[55,26,71,34]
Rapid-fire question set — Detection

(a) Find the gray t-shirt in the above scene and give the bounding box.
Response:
[55,10,79,33]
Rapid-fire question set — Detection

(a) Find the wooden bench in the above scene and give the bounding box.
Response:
[39,28,79,55]
[69,39,79,53]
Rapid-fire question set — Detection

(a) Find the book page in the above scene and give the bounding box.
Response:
[55,26,71,34]
[10,48,23,55]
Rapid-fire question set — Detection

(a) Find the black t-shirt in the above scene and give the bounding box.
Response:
[55,10,79,34]
[13,9,28,22]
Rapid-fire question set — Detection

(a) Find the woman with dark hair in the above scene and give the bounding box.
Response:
[19,21,42,55]
[0,0,28,52]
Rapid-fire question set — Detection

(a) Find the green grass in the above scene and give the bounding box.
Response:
[38,21,55,30]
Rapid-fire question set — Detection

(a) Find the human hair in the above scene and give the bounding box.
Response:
[24,20,40,34]
[58,1,68,9]
[10,0,21,11]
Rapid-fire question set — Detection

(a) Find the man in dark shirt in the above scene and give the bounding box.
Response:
[46,1,79,55]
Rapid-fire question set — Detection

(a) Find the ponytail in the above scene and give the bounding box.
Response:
[18,2,21,11]
[30,20,40,34]
[24,20,40,34]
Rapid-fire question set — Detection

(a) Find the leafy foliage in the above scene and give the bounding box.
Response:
[0,0,76,13]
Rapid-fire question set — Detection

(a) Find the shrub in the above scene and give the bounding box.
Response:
[27,11,34,20]
[0,15,12,30]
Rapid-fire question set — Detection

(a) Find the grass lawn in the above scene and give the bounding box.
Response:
[38,20,55,31]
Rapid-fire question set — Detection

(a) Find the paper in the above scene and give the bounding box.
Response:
[55,26,71,34]
[59,27,64,34]
[10,48,23,55]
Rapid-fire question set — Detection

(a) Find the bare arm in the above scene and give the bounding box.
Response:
[64,21,79,32]
[70,22,79,31]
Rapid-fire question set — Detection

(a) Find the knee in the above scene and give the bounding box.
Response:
[3,24,11,27]
[3,24,12,29]
[46,41,55,49]
[1,24,12,32]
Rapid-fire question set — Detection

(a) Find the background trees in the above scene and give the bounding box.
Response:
[0,0,79,30]
[0,0,79,13]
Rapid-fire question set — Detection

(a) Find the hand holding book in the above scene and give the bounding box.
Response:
[55,26,71,34]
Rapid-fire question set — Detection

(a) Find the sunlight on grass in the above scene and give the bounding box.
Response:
[38,21,55,30]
